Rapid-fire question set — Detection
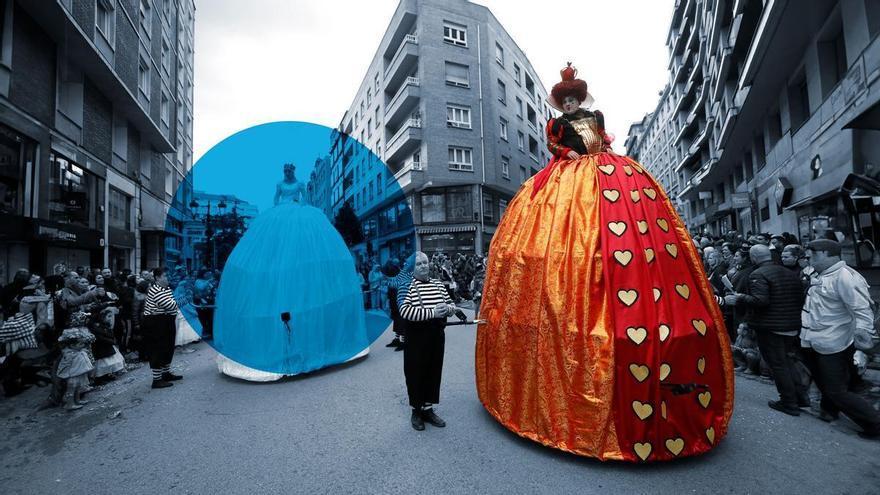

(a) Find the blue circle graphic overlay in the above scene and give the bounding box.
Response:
[165,121,416,375]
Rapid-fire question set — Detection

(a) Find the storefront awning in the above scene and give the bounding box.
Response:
[786,173,880,210]
[416,225,477,235]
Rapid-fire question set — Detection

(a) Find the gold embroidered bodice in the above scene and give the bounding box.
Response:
[569,115,604,154]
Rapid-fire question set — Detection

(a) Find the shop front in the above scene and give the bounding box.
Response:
[29,218,104,276]
[417,225,477,256]
[789,173,880,297]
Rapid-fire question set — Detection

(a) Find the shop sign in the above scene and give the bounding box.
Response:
[35,225,77,242]
[731,193,751,209]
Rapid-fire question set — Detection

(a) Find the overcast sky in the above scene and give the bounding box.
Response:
[192,0,674,161]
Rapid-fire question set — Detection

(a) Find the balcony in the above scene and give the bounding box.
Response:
[385,77,420,127]
[386,118,422,162]
[711,43,733,101]
[674,145,700,173]
[387,159,424,190]
[716,105,739,148]
[688,119,713,156]
[384,34,419,94]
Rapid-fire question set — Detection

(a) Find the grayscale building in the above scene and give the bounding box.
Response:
[627,0,880,277]
[326,0,553,263]
[0,0,195,282]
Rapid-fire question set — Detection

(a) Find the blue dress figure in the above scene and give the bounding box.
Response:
[213,163,369,381]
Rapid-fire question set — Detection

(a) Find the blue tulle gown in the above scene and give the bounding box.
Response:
[212,179,369,378]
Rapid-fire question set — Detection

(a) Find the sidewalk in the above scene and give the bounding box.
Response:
[0,343,202,444]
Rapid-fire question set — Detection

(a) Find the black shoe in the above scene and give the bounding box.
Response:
[421,408,446,427]
[818,410,839,422]
[386,338,401,348]
[151,380,173,389]
[395,343,405,352]
[162,372,183,381]
[410,410,425,431]
[768,400,800,416]
[797,398,811,408]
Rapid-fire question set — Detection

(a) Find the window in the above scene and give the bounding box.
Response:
[526,105,537,129]
[138,56,150,97]
[445,61,469,88]
[96,0,115,40]
[448,146,474,171]
[525,73,535,100]
[818,22,847,97]
[495,42,504,65]
[375,108,379,128]
[499,199,508,219]
[517,131,525,151]
[374,73,380,92]
[139,0,151,36]
[483,193,494,222]
[160,92,169,124]
[366,88,372,106]
[788,72,810,131]
[519,165,527,184]
[49,153,104,229]
[528,135,539,160]
[501,156,510,179]
[443,21,467,47]
[421,193,446,222]
[366,119,372,138]
[446,188,472,221]
[515,97,523,119]
[513,63,521,85]
[161,37,170,76]
[499,117,508,141]
[753,133,766,169]
[767,109,782,147]
[447,104,472,129]
[497,79,506,105]
[369,180,374,201]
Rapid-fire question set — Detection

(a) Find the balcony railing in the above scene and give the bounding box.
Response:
[387,118,422,151]
[385,34,418,76]
[388,76,419,110]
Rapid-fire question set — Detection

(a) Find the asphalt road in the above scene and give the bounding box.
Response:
[3,310,880,494]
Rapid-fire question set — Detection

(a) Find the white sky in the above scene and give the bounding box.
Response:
[192,0,674,161]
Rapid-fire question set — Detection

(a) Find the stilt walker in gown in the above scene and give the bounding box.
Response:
[475,63,734,462]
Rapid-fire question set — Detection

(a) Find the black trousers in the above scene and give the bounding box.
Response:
[804,345,880,433]
[196,307,214,338]
[403,318,445,409]
[755,331,803,407]
[142,314,177,370]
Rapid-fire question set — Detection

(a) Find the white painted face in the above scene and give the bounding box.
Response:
[562,95,581,114]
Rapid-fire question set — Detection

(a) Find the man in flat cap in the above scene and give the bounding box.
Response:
[802,239,880,439]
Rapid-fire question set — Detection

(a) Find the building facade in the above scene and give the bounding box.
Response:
[0,0,195,283]
[325,0,553,264]
[628,0,880,274]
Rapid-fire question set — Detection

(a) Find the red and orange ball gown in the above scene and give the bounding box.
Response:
[475,110,734,462]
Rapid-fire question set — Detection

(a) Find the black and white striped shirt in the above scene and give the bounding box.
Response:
[400,278,451,322]
[143,283,178,316]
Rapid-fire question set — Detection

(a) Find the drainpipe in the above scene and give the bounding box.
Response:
[476,25,486,254]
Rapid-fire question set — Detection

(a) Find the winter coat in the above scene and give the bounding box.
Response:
[738,260,805,334]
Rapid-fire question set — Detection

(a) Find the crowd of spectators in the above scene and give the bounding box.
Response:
[0,265,217,408]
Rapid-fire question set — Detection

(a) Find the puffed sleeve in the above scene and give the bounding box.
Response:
[546,118,573,159]
[593,110,613,151]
